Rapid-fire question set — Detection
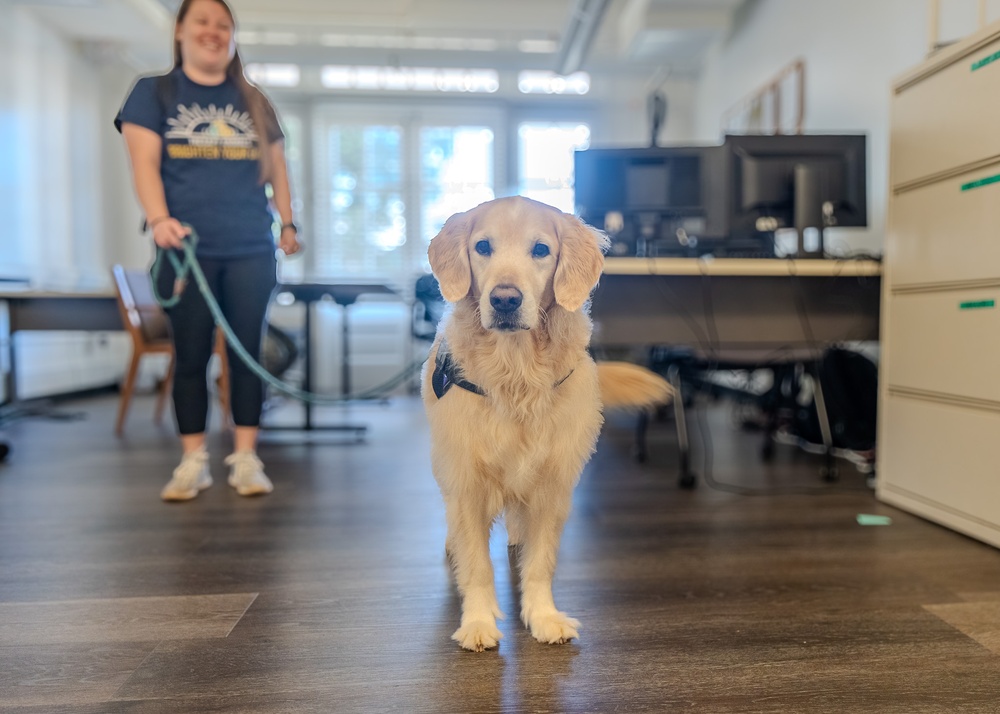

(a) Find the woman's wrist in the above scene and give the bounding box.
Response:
[149,215,170,229]
[280,221,298,234]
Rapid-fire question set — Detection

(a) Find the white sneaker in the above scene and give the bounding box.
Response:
[225,450,273,496]
[161,448,213,501]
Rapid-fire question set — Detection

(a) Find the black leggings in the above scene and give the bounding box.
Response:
[154,252,276,435]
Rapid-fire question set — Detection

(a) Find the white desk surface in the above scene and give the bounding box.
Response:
[603,257,882,278]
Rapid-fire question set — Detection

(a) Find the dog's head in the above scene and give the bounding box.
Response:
[428,196,609,332]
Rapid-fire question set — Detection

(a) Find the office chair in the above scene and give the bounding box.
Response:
[111,265,230,435]
[412,273,446,342]
[409,273,446,393]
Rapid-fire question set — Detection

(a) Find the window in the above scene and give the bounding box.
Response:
[307,104,504,287]
[518,122,591,213]
[420,126,496,247]
[315,123,407,277]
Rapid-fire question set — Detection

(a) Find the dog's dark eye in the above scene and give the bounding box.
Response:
[531,242,550,259]
[474,240,492,257]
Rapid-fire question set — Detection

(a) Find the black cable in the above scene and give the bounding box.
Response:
[699,271,721,360]
[646,258,715,355]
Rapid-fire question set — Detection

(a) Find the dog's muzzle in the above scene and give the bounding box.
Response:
[488,285,527,331]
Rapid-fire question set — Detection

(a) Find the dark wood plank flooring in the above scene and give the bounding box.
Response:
[1,393,999,713]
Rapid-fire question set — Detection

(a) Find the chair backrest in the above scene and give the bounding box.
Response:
[413,273,446,341]
[111,265,171,345]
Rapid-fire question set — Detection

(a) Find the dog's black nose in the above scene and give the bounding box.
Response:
[490,286,523,314]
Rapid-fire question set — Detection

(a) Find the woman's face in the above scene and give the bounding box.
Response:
[176,0,236,77]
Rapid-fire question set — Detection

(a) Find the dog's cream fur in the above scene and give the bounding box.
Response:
[421,196,670,651]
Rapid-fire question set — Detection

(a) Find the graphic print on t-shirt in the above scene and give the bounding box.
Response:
[164,103,260,161]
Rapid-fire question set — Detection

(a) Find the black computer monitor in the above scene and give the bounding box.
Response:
[573,145,728,257]
[725,133,867,258]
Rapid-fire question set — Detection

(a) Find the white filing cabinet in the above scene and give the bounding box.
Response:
[878,22,1000,548]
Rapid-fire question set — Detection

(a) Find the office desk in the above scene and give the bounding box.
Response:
[0,290,120,461]
[270,282,398,436]
[592,257,882,486]
[1,291,120,403]
[593,257,881,351]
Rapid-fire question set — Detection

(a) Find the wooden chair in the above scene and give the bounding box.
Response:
[111,265,229,435]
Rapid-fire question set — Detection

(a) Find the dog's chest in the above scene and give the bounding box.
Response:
[484,414,566,490]
[473,382,601,493]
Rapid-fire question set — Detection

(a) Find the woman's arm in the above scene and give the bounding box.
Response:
[121,123,189,249]
[269,140,301,256]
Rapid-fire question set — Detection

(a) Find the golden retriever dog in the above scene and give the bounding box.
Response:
[421,196,671,651]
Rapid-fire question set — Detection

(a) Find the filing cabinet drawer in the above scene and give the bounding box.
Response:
[884,289,1000,401]
[891,37,1000,187]
[889,162,1000,286]
[879,395,1000,547]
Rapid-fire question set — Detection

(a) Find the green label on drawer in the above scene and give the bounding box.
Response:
[972,49,1000,71]
[959,299,995,310]
[961,173,1000,191]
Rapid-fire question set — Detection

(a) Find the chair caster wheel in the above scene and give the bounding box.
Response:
[679,473,696,489]
[820,464,839,482]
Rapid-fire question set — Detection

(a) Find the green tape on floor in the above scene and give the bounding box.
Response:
[857,514,893,526]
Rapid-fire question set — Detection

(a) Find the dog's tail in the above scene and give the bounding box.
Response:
[596,361,672,410]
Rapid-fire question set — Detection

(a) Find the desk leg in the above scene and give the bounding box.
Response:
[668,365,697,490]
[303,301,313,430]
[261,299,365,440]
[810,362,838,482]
[341,304,350,398]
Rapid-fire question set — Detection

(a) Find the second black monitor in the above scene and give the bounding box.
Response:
[725,133,867,258]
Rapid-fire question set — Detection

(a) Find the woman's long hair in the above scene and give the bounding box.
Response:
[172,0,276,183]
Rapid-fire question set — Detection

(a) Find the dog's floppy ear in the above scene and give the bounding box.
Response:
[428,212,472,302]
[553,214,610,311]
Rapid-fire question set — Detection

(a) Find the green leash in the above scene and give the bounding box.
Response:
[150,227,426,404]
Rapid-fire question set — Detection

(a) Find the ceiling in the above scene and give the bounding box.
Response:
[11,0,746,80]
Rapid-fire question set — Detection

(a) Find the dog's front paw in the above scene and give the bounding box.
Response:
[527,612,580,645]
[453,621,503,651]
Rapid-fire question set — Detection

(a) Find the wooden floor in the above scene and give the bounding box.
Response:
[1,392,999,713]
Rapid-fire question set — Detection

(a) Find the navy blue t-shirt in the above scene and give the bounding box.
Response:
[117,68,284,258]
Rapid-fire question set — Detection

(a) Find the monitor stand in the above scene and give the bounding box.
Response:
[793,163,830,259]
[793,227,826,259]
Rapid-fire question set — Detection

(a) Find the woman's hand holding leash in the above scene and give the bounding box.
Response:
[150,216,191,250]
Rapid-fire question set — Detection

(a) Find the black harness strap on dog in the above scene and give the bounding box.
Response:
[432,341,486,399]
[431,340,575,399]
[553,369,575,389]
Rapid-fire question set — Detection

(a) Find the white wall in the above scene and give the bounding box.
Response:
[689,0,1000,256]
[102,61,157,275]
[0,6,158,291]
[1,7,103,289]
[589,74,698,148]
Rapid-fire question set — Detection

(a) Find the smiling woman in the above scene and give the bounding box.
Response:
[115,0,302,502]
